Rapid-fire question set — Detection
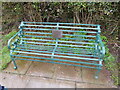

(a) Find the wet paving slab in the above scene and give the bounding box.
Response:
[3,60,32,74]
[81,67,116,87]
[26,62,55,78]
[76,82,117,88]
[0,72,29,88]
[0,72,2,83]
[0,72,75,88]
[25,76,75,88]
[0,71,116,88]
[1,60,117,88]
[53,64,82,82]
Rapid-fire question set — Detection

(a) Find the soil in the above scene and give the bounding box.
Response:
[107,41,119,57]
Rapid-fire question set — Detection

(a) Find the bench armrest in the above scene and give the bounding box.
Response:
[8,30,21,50]
[96,34,105,58]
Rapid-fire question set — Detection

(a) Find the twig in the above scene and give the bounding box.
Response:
[109,23,118,35]
[114,43,120,48]
[75,12,80,23]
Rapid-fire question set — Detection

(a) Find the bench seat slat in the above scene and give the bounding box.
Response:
[13,58,101,69]
[17,44,96,54]
[17,46,96,55]
[15,48,98,58]
[11,54,101,66]
[13,51,100,61]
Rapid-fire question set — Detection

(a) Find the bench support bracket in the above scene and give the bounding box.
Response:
[51,38,58,58]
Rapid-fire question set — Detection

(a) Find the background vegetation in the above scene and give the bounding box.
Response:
[1,2,120,86]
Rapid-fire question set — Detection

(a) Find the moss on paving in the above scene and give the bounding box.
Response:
[0,30,17,70]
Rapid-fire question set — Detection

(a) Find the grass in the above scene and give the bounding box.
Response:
[0,30,17,70]
[0,46,11,70]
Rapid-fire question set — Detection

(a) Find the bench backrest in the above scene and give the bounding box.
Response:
[18,22,101,51]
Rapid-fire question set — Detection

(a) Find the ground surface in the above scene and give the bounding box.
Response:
[0,60,117,88]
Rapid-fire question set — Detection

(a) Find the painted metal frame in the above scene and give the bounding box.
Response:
[8,21,105,79]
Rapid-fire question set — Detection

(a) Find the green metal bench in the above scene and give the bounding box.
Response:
[8,21,105,79]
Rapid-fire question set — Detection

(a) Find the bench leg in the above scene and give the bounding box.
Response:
[94,69,101,79]
[10,50,18,70]
[11,58,17,70]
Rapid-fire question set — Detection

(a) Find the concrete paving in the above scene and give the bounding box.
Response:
[82,68,114,85]
[53,64,82,82]
[1,60,117,88]
[3,60,32,74]
[26,62,55,78]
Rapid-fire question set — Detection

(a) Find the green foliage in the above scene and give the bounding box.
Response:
[0,30,17,70]
[2,2,119,41]
[2,30,17,45]
[104,52,118,85]
[101,35,108,45]
[101,35,118,86]
[0,46,11,70]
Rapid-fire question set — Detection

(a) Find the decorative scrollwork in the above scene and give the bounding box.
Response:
[8,31,21,49]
